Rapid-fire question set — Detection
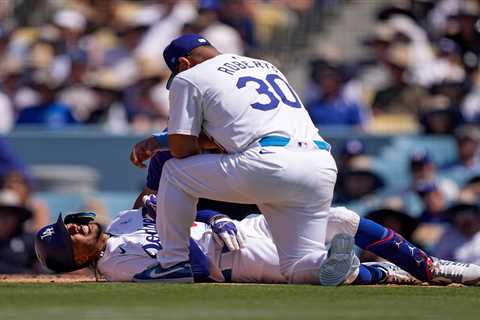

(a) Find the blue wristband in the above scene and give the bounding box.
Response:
[196,209,224,224]
[152,131,169,151]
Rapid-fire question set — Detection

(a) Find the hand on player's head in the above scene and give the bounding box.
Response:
[65,222,104,266]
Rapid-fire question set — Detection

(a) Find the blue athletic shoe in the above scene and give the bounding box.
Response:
[319,233,355,286]
[133,261,194,283]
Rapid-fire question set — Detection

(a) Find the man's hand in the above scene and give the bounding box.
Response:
[142,194,157,219]
[130,137,160,168]
[210,215,245,251]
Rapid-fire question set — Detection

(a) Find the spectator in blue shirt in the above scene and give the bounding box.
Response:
[415,181,450,224]
[306,62,367,127]
[16,71,76,129]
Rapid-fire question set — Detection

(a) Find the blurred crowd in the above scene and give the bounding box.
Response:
[305,0,480,133]
[1,0,480,274]
[0,137,44,273]
[0,0,316,134]
[333,128,480,265]
[304,0,480,266]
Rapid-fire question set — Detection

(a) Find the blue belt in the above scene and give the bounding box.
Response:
[259,135,331,151]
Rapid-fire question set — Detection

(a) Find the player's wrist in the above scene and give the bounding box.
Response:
[152,131,168,151]
[209,214,229,225]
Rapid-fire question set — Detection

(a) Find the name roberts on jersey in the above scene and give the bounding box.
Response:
[216,56,280,76]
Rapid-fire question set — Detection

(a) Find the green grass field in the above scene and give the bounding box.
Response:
[1,283,479,320]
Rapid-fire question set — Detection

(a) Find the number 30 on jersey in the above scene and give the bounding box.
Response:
[236,73,301,111]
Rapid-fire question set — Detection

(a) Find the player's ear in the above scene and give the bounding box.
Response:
[177,57,192,73]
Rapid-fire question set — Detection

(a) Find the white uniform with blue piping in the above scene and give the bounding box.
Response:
[97,209,284,282]
[97,208,360,282]
[159,53,338,283]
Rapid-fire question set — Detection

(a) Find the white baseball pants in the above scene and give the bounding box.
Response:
[156,145,337,283]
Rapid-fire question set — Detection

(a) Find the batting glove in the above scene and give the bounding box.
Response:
[142,194,157,218]
[210,215,245,251]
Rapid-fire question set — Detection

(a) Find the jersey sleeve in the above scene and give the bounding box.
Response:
[146,151,173,190]
[98,251,156,282]
[168,77,203,137]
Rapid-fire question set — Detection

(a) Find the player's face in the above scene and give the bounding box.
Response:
[66,222,103,266]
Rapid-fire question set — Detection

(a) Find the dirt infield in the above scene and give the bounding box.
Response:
[0,274,466,286]
[0,273,98,283]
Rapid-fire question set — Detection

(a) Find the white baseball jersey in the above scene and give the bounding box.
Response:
[97,209,284,283]
[168,54,323,153]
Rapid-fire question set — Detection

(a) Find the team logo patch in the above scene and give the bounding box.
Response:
[198,38,207,43]
[40,227,55,239]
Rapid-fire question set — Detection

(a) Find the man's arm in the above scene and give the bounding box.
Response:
[130,131,221,168]
[168,134,201,158]
[130,137,161,169]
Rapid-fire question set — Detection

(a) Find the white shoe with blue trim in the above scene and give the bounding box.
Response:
[133,261,194,283]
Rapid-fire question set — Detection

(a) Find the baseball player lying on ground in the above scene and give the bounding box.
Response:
[35,194,480,285]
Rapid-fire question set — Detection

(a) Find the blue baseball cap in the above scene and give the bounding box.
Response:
[163,34,211,89]
[35,212,96,272]
[35,214,76,272]
[199,0,221,11]
[410,149,432,167]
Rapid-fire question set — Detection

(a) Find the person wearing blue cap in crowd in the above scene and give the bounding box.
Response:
[410,149,458,200]
[338,139,372,173]
[415,180,450,224]
[399,149,459,218]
